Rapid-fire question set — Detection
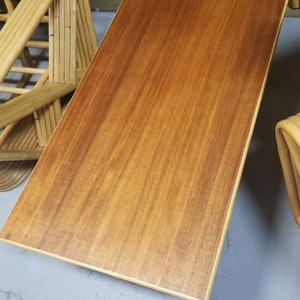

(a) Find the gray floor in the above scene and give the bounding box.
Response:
[1,13,300,300]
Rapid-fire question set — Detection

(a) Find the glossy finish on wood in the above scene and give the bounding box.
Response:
[0,0,287,299]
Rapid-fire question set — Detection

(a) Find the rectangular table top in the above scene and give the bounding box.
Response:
[0,0,287,299]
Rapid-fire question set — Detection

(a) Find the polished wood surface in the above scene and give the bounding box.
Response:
[0,0,287,299]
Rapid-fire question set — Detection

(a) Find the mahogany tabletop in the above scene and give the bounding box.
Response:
[0,0,287,299]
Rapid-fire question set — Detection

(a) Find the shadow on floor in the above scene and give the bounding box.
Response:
[212,18,300,300]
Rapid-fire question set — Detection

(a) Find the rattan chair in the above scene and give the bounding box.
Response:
[276,113,300,226]
[289,0,300,9]
[0,0,97,191]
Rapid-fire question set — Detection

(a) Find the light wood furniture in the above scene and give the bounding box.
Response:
[276,114,300,227]
[289,0,300,8]
[0,0,97,191]
[0,0,51,191]
[0,0,287,299]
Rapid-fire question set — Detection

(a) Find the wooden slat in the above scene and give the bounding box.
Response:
[0,0,287,299]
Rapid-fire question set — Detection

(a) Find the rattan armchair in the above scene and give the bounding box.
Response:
[0,0,97,190]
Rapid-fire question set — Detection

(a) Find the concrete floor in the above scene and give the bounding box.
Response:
[1,12,300,300]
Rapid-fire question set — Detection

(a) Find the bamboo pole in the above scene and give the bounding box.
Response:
[52,0,63,133]
[65,0,71,84]
[10,66,46,75]
[0,149,42,161]
[43,106,53,140]
[0,14,48,23]
[76,22,86,69]
[0,116,38,190]
[76,1,89,68]
[33,69,50,145]
[26,41,49,49]
[0,15,9,22]
[48,1,54,81]
[81,0,98,56]
[0,86,31,94]
[4,0,14,13]
[76,0,97,70]
[0,83,76,129]
[59,0,65,83]
[37,0,60,145]
[12,48,34,96]
[0,0,52,82]
[70,0,77,84]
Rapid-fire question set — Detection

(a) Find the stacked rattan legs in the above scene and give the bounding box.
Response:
[0,0,97,191]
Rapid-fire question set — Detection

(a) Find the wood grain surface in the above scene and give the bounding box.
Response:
[0,0,287,299]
